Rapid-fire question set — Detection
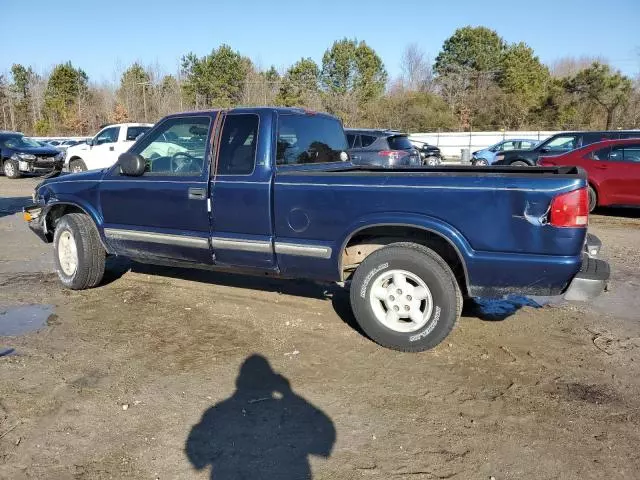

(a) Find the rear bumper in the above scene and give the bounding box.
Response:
[564,253,610,301]
[584,232,601,258]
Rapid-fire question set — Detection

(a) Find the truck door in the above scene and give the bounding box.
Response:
[99,114,215,264]
[89,126,121,170]
[209,111,277,270]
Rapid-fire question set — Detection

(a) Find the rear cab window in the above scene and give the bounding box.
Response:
[126,126,152,141]
[276,114,347,165]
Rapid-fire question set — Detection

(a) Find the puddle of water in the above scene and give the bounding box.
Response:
[0,304,55,336]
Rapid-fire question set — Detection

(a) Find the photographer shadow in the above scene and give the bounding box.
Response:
[185,354,335,479]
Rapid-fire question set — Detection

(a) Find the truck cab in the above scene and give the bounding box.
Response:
[65,122,153,172]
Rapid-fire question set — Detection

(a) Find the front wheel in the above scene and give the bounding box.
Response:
[349,243,461,352]
[3,159,21,178]
[53,213,106,290]
[510,160,529,167]
[69,159,87,173]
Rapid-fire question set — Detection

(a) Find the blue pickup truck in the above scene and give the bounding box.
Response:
[23,107,609,352]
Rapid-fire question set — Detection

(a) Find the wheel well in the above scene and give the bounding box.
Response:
[341,225,469,295]
[43,204,91,242]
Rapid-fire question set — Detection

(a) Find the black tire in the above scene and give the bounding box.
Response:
[53,213,106,290]
[588,185,597,212]
[350,242,462,352]
[510,160,529,167]
[3,159,21,178]
[69,159,87,173]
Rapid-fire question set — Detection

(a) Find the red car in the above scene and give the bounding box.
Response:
[539,138,640,211]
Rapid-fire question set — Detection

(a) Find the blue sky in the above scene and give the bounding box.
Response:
[2,0,639,82]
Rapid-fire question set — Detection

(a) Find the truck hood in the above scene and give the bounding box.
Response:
[38,168,105,188]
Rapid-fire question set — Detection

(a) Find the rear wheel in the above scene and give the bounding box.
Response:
[3,159,21,178]
[511,160,529,167]
[350,243,461,352]
[53,213,105,290]
[588,185,598,212]
[69,159,87,173]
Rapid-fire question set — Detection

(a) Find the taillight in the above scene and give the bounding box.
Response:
[378,150,409,162]
[549,188,589,228]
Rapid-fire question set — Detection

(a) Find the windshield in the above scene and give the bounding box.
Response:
[2,135,44,149]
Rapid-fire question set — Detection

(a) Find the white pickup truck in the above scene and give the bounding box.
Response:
[65,123,153,172]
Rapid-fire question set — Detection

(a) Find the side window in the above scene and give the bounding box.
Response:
[588,146,611,161]
[216,114,259,175]
[96,127,120,145]
[276,114,348,165]
[544,135,577,152]
[502,141,516,151]
[360,135,376,148]
[346,134,358,148]
[520,141,536,149]
[126,126,151,141]
[623,145,640,162]
[130,116,211,176]
[609,146,625,162]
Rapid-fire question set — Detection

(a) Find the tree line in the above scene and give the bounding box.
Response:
[1,26,639,136]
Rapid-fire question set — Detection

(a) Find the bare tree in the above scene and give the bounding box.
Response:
[400,43,434,92]
[549,56,608,78]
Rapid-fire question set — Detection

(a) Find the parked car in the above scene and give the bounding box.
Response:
[0,131,64,178]
[492,130,640,166]
[345,129,421,167]
[65,123,153,172]
[539,139,640,211]
[410,140,443,165]
[23,107,609,352]
[472,139,538,166]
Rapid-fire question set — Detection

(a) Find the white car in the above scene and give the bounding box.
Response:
[65,123,153,172]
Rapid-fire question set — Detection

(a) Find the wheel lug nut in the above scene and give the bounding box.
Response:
[404,305,410,311]
[389,295,395,301]
[406,295,412,301]
[393,305,400,312]
[396,289,402,295]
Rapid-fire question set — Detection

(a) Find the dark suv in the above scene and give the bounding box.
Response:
[345,129,421,167]
[1,131,64,178]
[492,130,640,166]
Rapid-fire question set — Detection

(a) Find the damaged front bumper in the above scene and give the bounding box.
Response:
[18,158,64,174]
[565,234,610,301]
[22,204,49,243]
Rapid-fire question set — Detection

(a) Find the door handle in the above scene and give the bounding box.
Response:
[188,187,206,200]
[109,146,114,151]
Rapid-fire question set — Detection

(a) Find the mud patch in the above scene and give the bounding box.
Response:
[0,304,55,336]
[555,381,620,405]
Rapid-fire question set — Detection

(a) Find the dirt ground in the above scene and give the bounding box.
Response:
[1,176,639,480]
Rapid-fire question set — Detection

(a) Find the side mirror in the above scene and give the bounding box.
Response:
[117,152,146,176]
[540,147,550,153]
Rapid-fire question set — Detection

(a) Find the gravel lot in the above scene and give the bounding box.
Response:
[1,175,639,479]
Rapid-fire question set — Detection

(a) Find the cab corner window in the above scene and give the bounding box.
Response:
[131,116,211,176]
[276,114,348,165]
[216,114,259,175]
